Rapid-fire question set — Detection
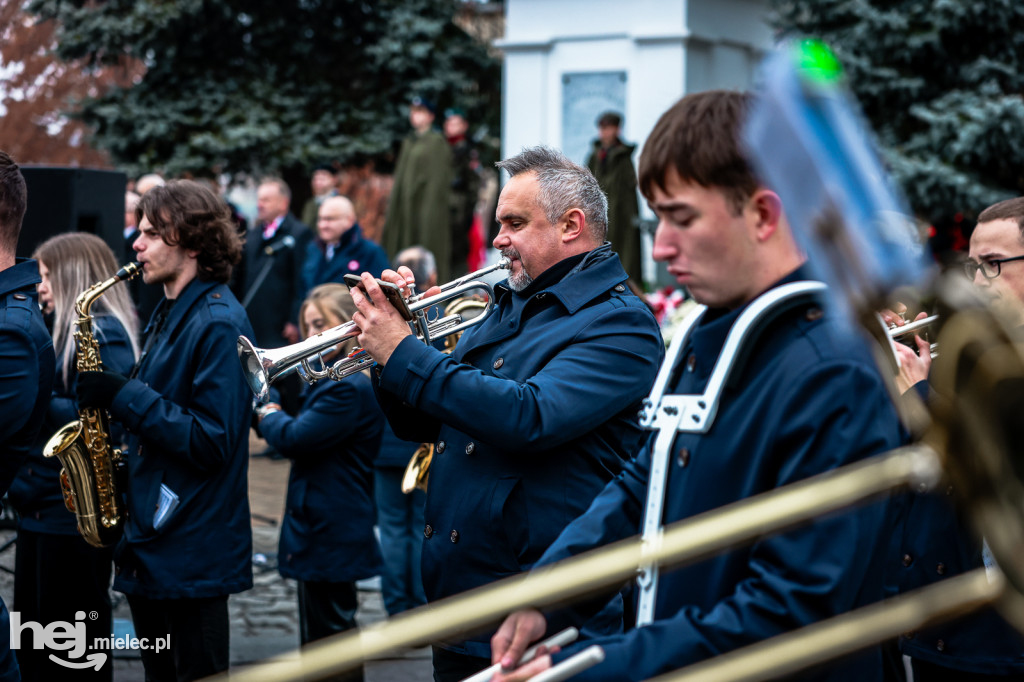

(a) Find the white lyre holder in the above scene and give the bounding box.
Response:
[635,281,827,627]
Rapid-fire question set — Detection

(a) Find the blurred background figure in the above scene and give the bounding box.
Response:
[444,108,481,278]
[244,176,311,421]
[300,195,389,300]
[301,164,339,230]
[383,96,453,281]
[134,173,165,197]
[255,283,383,681]
[373,245,437,617]
[9,232,140,682]
[586,111,643,289]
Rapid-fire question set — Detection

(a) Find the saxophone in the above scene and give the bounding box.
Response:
[43,262,141,548]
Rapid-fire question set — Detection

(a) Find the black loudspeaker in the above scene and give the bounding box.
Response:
[18,167,127,259]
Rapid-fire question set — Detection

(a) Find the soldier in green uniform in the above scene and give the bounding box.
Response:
[383,96,454,281]
[586,111,643,288]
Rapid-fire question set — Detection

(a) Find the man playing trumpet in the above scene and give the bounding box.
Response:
[351,146,664,681]
[487,91,905,681]
[888,198,1024,680]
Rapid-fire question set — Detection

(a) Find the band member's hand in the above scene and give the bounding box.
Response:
[491,609,548,672]
[283,322,300,345]
[490,652,554,682]
[350,272,413,365]
[255,402,282,423]
[894,334,932,395]
[77,370,129,409]
[880,304,909,328]
[378,267,417,298]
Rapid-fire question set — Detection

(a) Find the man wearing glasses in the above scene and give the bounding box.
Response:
[964,197,1024,325]
[890,196,1024,681]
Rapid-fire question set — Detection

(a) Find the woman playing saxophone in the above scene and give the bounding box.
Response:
[7,233,139,682]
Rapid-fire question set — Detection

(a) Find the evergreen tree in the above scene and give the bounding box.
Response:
[770,0,1024,237]
[28,0,500,188]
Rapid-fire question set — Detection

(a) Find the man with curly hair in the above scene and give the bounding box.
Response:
[77,179,256,681]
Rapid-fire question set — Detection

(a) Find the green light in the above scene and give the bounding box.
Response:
[796,39,843,84]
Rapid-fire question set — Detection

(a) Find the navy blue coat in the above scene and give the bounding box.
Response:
[889,384,1024,673]
[539,269,903,681]
[375,245,664,657]
[260,372,384,583]
[9,315,135,534]
[300,223,390,299]
[108,278,255,599]
[0,259,56,680]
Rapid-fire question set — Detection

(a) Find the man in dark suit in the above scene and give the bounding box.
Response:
[244,177,311,348]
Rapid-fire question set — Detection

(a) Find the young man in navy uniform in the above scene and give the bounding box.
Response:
[0,150,56,682]
[352,146,665,681]
[78,180,255,681]
[488,91,905,681]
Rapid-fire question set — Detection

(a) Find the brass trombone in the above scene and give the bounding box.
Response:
[212,277,1024,682]
[237,258,511,400]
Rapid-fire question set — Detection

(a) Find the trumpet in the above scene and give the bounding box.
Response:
[888,313,939,359]
[237,258,511,400]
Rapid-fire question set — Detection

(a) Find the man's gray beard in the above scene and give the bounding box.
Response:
[507,268,533,292]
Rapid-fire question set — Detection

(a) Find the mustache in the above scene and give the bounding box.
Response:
[500,247,521,261]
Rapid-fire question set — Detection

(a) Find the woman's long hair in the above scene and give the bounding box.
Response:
[34,233,141,384]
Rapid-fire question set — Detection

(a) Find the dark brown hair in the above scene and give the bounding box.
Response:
[638,90,759,214]
[0,150,27,254]
[135,179,242,283]
[978,197,1024,241]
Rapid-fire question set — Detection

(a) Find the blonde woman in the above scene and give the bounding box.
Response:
[8,232,139,682]
[255,283,382,676]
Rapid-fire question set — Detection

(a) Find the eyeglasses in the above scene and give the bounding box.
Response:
[963,255,1024,280]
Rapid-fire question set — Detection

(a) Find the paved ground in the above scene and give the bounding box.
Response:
[0,430,433,681]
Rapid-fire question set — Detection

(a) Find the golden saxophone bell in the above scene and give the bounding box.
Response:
[401,444,433,494]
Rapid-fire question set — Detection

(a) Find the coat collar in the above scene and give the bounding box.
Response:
[493,243,628,315]
[148,277,220,339]
[0,258,42,296]
[688,264,817,365]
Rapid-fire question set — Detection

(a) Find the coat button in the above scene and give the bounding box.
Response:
[805,307,823,321]
[424,524,433,538]
[686,354,696,372]
[465,442,475,455]
[676,447,690,467]
[936,639,945,652]
[436,441,446,453]
[450,530,459,543]
[614,284,626,292]
[12,293,26,301]
[902,554,913,567]
[211,292,222,299]
[493,357,504,369]
[936,563,945,575]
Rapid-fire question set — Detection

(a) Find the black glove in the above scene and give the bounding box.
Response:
[77,370,130,409]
